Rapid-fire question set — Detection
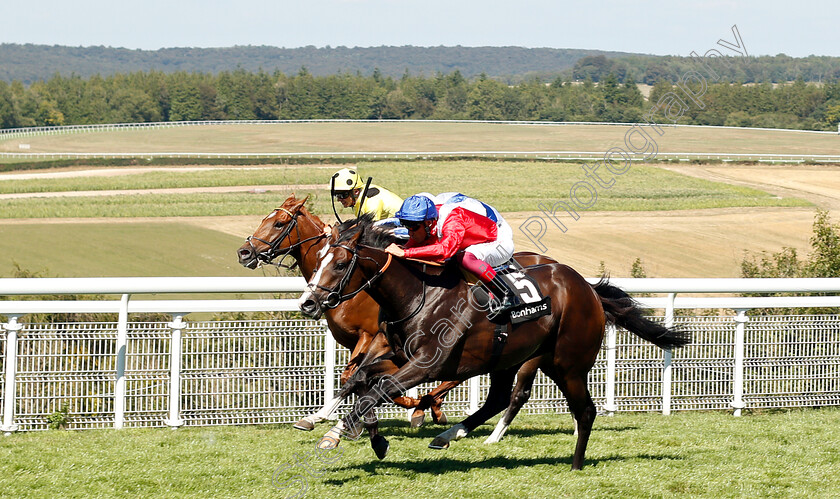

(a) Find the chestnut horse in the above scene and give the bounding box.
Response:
[237,195,553,432]
[299,216,690,470]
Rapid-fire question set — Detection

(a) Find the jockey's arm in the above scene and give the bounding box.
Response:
[403,214,466,262]
[384,243,405,258]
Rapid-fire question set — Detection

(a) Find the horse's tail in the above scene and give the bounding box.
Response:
[593,278,691,350]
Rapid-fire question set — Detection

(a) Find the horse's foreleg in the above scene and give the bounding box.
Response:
[294,395,343,431]
[430,368,517,449]
[340,331,376,384]
[485,356,542,443]
[335,362,430,459]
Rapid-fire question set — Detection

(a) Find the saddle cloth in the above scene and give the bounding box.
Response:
[465,261,552,324]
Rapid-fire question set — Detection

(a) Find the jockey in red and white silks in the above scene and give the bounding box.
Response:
[385,193,520,312]
[408,192,515,268]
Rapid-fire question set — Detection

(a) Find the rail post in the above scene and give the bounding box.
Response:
[165,313,186,428]
[662,293,676,415]
[731,309,748,417]
[323,319,336,414]
[468,376,480,415]
[604,324,618,416]
[114,294,129,429]
[2,315,21,435]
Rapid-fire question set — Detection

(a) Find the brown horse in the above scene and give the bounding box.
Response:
[237,195,552,431]
[237,195,448,429]
[299,215,690,470]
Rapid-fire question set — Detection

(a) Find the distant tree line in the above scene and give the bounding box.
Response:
[2,44,840,86]
[1,69,839,131]
[573,54,840,85]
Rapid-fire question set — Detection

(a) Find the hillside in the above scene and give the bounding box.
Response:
[0,44,632,84]
[2,44,840,85]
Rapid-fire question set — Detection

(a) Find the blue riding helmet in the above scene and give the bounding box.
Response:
[396,195,438,222]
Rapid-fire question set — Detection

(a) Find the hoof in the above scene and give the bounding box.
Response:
[293,419,316,431]
[371,435,390,460]
[428,437,450,450]
[410,411,425,428]
[317,435,340,450]
[432,411,447,425]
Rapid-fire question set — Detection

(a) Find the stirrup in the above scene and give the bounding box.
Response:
[487,291,519,319]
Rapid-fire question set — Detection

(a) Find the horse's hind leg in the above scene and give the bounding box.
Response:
[430,367,517,449]
[485,356,542,443]
[549,369,596,471]
[411,380,461,427]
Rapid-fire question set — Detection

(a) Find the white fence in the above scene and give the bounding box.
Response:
[2,277,840,433]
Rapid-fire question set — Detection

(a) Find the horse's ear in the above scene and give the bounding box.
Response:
[291,195,309,211]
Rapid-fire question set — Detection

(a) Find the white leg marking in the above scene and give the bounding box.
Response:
[484,418,510,444]
[433,423,468,444]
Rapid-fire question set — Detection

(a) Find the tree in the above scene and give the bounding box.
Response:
[466,75,509,120]
[168,74,204,121]
[741,210,840,278]
[806,210,840,277]
[0,81,19,128]
[630,258,647,278]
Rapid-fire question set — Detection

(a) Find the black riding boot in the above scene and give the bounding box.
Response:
[486,274,521,318]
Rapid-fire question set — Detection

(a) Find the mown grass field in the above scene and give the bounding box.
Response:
[2,122,840,156]
[0,222,258,278]
[0,161,810,219]
[1,411,839,498]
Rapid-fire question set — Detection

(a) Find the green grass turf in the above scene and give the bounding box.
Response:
[1,410,839,498]
[0,161,810,219]
[0,222,258,278]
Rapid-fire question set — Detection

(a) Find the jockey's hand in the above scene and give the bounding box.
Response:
[385,243,405,258]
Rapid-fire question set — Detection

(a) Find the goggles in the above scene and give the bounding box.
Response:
[401,220,425,231]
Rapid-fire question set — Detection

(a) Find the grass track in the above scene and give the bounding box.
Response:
[0,161,810,218]
[0,222,258,278]
[2,122,840,157]
[2,411,839,498]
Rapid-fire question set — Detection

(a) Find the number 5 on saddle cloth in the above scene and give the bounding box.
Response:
[466,262,552,325]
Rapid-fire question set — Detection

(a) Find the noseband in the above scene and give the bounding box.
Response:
[245,207,326,268]
[313,243,392,310]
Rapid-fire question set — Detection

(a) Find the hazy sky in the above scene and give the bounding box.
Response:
[1,0,838,57]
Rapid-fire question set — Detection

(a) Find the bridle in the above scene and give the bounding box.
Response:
[312,242,428,325]
[313,243,393,310]
[244,207,327,269]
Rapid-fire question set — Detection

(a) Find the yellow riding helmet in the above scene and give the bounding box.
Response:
[331,168,364,191]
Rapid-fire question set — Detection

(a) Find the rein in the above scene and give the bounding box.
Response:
[315,243,428,325]
[245,207,326,269]
[383,277,426,326]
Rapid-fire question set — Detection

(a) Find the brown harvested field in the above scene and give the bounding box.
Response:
[511,162,840,276]
[2,122,840,155]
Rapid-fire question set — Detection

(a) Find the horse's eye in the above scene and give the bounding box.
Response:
[334,262,348,271]
[274,222,284,229]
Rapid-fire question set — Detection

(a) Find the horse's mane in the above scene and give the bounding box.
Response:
[336,213,397,249]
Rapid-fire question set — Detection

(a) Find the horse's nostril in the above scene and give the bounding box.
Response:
[301,299,317,314]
